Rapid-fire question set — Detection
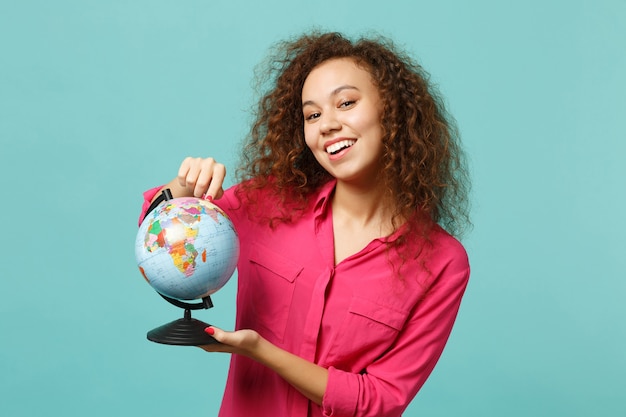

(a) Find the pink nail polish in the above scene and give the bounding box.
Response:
[205,195,213,202]
[204,327,215,335]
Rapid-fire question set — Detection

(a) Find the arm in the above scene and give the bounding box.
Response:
[203,253,468,416]
[200,327,329,405]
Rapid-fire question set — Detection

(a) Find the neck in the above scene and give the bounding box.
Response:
[332,180,394,232]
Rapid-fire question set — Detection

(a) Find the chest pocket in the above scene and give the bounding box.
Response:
[245,244,303,343]
[325,297,410,366]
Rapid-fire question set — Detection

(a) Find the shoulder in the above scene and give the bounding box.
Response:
[425,225,470,286]
[220,178,332,226]
[430,226,468,265]
[395,223,470,290]
[215,181,309,229]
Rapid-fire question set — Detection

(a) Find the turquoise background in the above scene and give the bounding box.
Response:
[1,0,624,415]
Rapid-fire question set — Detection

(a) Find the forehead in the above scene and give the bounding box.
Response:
[302,58,376,96]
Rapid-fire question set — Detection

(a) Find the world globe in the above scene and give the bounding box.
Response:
[135,196,240,301]
[135,193,240,346]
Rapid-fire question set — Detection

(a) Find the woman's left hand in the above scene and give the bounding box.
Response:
[199,326,261,356]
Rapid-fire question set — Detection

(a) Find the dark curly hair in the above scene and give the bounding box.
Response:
[236,31,471,240]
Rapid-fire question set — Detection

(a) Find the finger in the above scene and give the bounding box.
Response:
[177,157,193,187]
[204,325,223,341]
[194,158,216,198]
[205,162,226,200]
[202,326,235,351]
[197,342,229,353]
[186,159,205,196]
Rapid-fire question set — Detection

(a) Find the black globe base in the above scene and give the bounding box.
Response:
[147,309,220,346]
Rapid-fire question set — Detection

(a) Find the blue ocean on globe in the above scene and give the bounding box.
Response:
[135,197,240,300]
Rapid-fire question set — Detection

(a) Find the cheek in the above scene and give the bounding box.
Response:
[303,126,317,150]
[361,113,384,142]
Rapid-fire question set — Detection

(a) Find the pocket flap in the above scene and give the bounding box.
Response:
[348,297,408,331]
[249,244,302,283]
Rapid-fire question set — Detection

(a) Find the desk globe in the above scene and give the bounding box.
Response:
[135,190,239,346]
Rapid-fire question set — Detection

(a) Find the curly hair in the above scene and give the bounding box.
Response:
[236,31,471,239]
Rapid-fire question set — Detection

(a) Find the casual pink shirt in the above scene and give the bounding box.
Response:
[140,180,470,417]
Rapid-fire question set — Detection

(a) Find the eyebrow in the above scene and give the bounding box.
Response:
[302,85,360,107]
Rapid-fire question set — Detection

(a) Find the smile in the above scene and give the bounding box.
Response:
[326,139,356,155]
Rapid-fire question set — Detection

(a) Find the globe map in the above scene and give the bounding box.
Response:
[135,197,240,301]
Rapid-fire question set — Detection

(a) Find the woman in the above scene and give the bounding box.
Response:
[140,31,471,417]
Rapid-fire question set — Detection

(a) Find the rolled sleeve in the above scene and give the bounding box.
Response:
[322,366,359,416]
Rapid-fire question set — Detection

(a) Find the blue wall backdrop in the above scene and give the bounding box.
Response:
[1,1,624,416]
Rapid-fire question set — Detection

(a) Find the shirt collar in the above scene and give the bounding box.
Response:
[312,179,433,245]
[313,179,337,217]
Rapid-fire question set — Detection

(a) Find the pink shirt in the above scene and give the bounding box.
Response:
[140,180,470,417]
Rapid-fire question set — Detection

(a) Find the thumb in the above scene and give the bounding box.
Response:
[200,326,230,352]
[204,325,222,340]
[204,325,237,346]
[203,327,260,354]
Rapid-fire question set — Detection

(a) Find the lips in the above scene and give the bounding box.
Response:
[326,139,356,155]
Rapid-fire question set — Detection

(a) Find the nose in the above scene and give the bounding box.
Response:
[319,111,341,135]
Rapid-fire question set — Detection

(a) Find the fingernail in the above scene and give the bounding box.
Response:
[205,195,213,202]
[204,327,215,335]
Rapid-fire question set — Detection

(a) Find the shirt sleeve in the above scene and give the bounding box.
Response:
[321,255,470,417]
[138,186,164,226]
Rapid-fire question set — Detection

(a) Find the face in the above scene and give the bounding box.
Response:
[301,58,384,186]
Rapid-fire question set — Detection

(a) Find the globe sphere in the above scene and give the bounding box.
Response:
[135,197,239,300]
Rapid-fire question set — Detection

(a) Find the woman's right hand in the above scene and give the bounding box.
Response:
[171,157,226,200]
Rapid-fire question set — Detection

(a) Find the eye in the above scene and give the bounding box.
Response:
[305,112,321,121]
[339,100,356,108]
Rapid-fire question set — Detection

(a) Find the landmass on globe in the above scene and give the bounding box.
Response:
[135,197,239,301]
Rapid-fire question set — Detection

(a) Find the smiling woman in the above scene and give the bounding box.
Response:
[139,30,471,417]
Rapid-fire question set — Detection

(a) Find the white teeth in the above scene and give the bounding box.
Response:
[326,140,356,155]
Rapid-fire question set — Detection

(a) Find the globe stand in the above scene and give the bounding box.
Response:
[147,293,220,346]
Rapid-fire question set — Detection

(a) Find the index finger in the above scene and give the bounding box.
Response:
[204,162,226,200]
